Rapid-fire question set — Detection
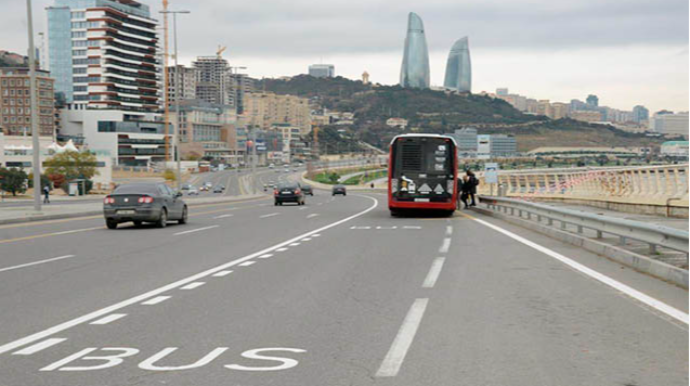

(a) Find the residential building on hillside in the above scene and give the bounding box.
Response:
[633,105,649,126]
[308,64,335,78]
[168,100,238,162]
[400,12,430,89]
[386,117,408,129]
[569,110,602,123]
[451,127,478,157]
[586,94,599,107]
[0,68,55,137]
[660,141,689,159]
[550,102,569,119]
[241,92,311,134]
[47,0,160,111]
[651,112,689,138]
[443,37,471,93]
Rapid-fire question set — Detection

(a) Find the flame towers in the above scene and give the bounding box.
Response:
[400,12,430,89]
[444,37,472,93]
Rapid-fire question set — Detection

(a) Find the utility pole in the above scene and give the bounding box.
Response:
[162,0,170,164]
[251,127,257,194]
[26,0,41,212]
[160,9,190,191]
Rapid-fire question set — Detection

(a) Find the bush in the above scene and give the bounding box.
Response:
[0,168,28,196]
[163,169,176,181]
[48,173,66,189]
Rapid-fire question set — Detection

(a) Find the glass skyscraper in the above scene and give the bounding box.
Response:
[443,37,471,93]
[399,12,430,89]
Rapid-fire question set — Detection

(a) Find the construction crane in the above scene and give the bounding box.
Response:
[217,45,226,57]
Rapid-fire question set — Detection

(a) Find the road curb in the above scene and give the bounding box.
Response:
[0,195,267,226]
[472,206,689,289]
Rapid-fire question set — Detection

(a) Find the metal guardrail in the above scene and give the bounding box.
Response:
[480,196,689,257]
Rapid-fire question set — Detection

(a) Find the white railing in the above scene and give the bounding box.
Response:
[478,164,689,208]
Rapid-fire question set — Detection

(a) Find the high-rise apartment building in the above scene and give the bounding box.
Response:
[443,37,471,93]
[632,105,649,125]
[46,0,160,112]
[193,56,233,106]
[586,94,599,107]
[229,73,254,114]
[0,68,56,137]
[651,112,689,138]
[400,12,430,89]
[451,127,478,157]
[308,64,335,78]
[167,65,197,103]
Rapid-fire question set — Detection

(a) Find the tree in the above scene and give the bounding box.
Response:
[0,168,28,196]
[44,151,98,180]
[48,173,66,189]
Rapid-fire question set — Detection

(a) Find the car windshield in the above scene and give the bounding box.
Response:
[113,184,160,195]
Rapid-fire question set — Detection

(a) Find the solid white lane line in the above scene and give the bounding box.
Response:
[422,258,446,288]
[212,270,233,277]
[260,213,279,219]
[53,227,102,236]
[239,261,256,267]
[213,214,234,219]
[376,298,429,377]
[12,338,67,356]
[467,215,689,325]
[439,238,451,254]
[258,254,273,259]
[180,282,205,290]
[306,213,319,219]
[141,296,171,306]
[90,313,127,325]
[174,225,219,236]
[0,196,378,356]
[446,225,453,236]
[276,248,288,252]
[0,255,75,274]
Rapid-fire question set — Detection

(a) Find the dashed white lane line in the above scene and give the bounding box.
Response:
[0,196,379,356]
[212,270,233,277]
[289,243,301,246]
[180,282,205,290]
[446,225,453,236]
[312,234,321,237]
[174,225,219,236]
[90,313,127,325]
[306,213,319,219]
[258,254,273,259]
[439,238,451,254]
[213,214,234,219]
[376,298,429,377]
[0,255,75,274]
[276,248,288,252]
[12,338,67,356]
[299,207,309,211]
[141,296,171,306]
[463,213,689,325]
[403,226,422,230]
[260,213,280,219]
[239,261,256,267]
[302,238,312,241]
[422,258,446,288]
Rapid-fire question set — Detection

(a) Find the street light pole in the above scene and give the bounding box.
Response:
[26,0,41,212]
[160,9,189,191]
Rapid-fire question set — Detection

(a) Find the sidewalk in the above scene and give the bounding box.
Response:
[0,194,265,225]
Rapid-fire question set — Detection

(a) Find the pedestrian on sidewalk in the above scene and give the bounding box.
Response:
[43,185,50,204]
[458,175,471,209]
[466,170,479,207]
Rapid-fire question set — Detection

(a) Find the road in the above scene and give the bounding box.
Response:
[0,180,687,385]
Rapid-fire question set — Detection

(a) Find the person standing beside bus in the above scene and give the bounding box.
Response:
[466,170,478,207]
[458,175,471,209]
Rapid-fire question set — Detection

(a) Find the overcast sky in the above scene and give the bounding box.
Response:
[1,0,688,112]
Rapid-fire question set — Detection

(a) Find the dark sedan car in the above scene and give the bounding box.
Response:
[103,183,188,229]
[332,184,347,196]
[274,182,305,206]
[213,185,225,193]
[301,184,314,196]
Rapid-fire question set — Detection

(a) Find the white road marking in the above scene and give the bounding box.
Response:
[306,213,319,219]
[276,248,288,252]
[212,270,233,277]
[53,228,101,236]
[446,225,453,236]
[0,255,75,274]
[468,215,689,325]
[422,258,446,288]
[439,238,451,254]
[312,234,321,237]
[351,226,371,230]
[258,254,273,259]
[12,338,66,356]
[213,214,234,219]
[377,226,397,230]
[260,213,279,219]
[174,225,219,236]
[141,296,171,306]
[0,196,379,356]
[299,207,308,211]
[239,261,256,267]
[289,243,301,246]
[403,226,422,230]
[302,238,312,241]
[376,298,429,377]
[180,282,205,290]
[90,314,127,325]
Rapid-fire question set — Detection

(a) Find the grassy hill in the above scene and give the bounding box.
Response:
[257,75,665,152]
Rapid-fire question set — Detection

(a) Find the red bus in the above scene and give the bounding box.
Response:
[388,134,458,216]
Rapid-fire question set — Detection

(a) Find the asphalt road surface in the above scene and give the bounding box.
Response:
[0,185,687,385]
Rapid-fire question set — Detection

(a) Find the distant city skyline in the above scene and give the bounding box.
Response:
[1,0,687,113]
